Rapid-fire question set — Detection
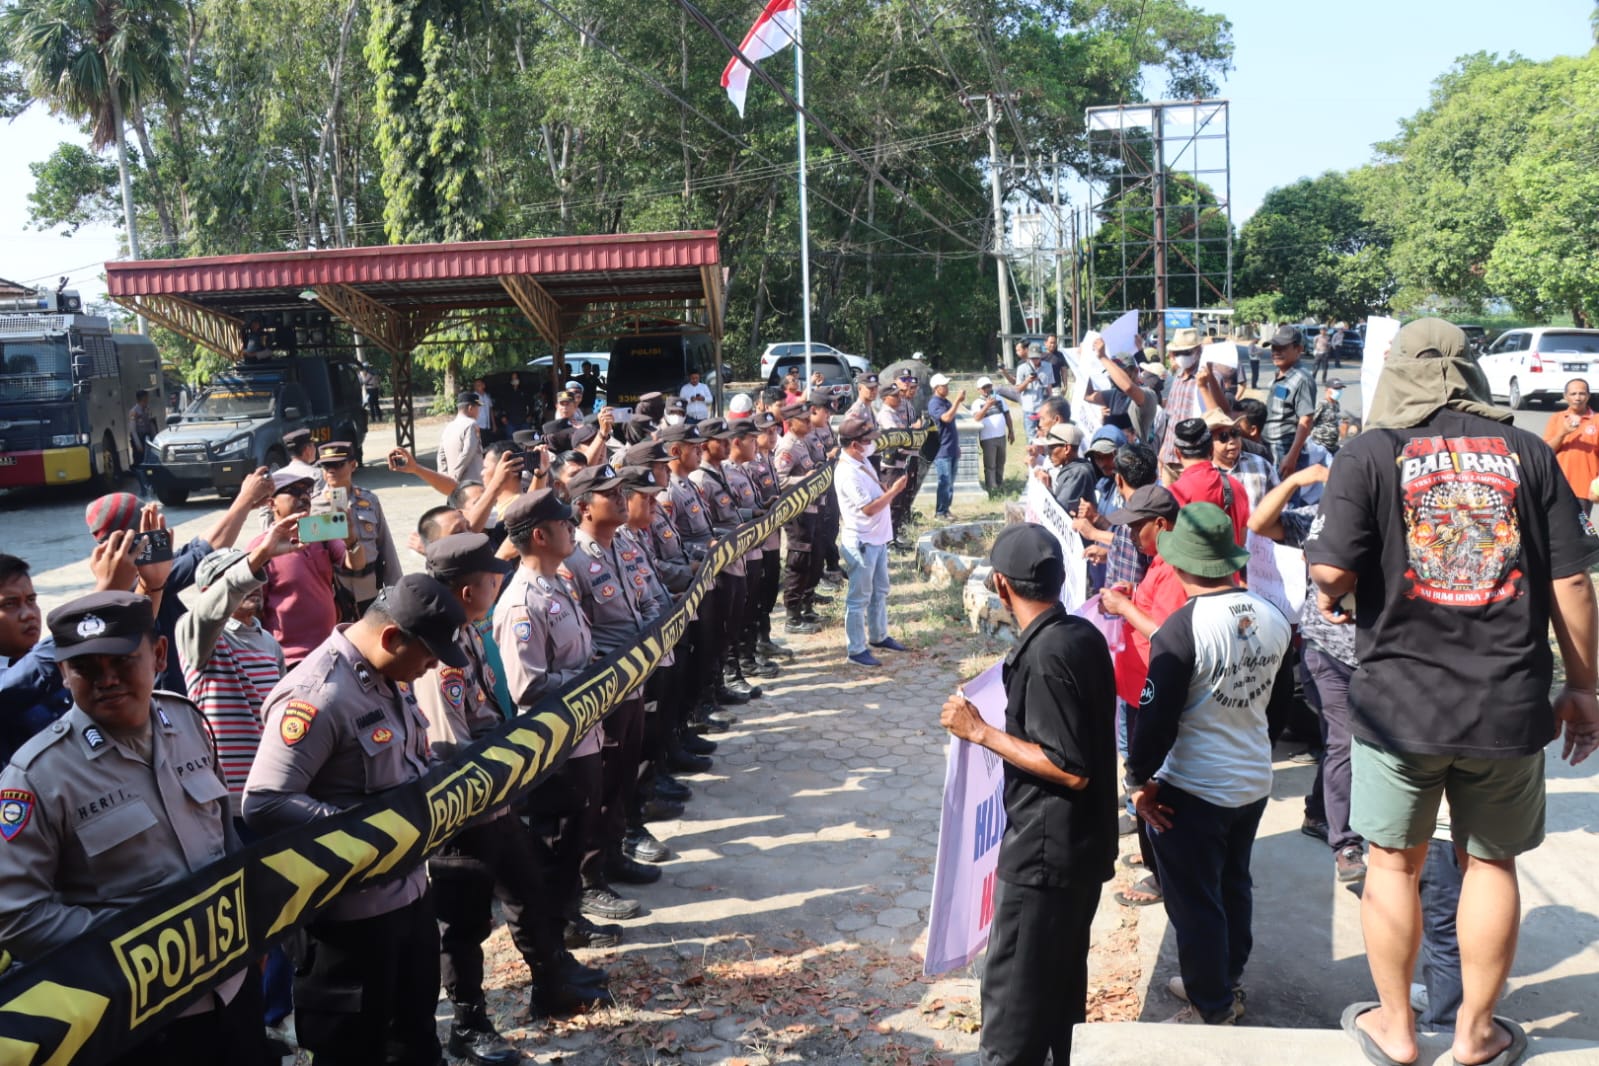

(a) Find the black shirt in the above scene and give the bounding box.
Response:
[1305,409,1599,758]
[996,604,1118,887]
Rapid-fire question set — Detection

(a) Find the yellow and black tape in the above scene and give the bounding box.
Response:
[0,436,928,1066]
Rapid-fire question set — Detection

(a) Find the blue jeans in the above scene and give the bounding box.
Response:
[933,456,956,516]
[1149,785,1269,1021]
[840,539,890,655]
[1419,838,1464,1030]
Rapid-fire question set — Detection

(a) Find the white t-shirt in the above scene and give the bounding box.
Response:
[473,393,493,431]
[975,393,1009,441]
[836,451,893,546]
[679,382,713,421]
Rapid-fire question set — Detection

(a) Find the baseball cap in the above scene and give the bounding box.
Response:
[48,591,155,660]
[85,492,142,542]
[697,417,733,440]
[778,400,810,421]
[376,574,468,668]
[1027,343,1043,358]
[838,415,880,443]
[989,524,1065,587]
[1106,484,1180,526]
[511,429,539,447]
[616,465,660,491]
[570,423,599,447]
[622,440,670,465]
[753,411,780,430]
[1270,326,1303,349]
[976,376,993,389]
[657,422,703,444]
[806,388,834,408]
[896,369,918,383]
[317,441,355,466]
[565,463,622,497]
[1033,423,1083,448]
[1085,427,1122,455]
[929,373,951,388]
[271,470,314,494]
[456,391,481,408]
[196,548,250,591]
[857,373,880,387]
[503,488,573,535]
[426,531,513,582]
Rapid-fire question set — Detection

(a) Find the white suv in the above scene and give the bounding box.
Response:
[758,341,868,381]
[1479,327,1599,409]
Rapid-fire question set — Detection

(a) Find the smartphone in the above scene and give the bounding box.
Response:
[130,529,174,565]
[327,487,349,509]
[388,451,408,469]
[297,512,348,543]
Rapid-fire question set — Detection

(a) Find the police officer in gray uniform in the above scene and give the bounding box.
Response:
[690,419,760,701]
[807,388,846,587]
[317,441,402,613]
[415,534,607,1047]
[0,591,268,1066]
[773,401,824,633]
[721,419,782,678]
[243,574,467,1066]
[742,411,791,659]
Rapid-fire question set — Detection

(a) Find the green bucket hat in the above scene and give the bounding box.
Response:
[1157,502,1250,579]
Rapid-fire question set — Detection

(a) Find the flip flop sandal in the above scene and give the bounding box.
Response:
[1113,874,1162,907]
[1340,1002,1419,1066]
[1452,1017,1529,1066]
[1120,853,1148,870]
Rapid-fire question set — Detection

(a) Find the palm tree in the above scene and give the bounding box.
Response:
[2,0,182,262]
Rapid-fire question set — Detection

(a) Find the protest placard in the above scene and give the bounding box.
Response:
[1360,316,1401,421]
[1201,341,1238,369]
[1245,531,1308,619]
[1024,477,1087,612]
[1100,309,1140,360]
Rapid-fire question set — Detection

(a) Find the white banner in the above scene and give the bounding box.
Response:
[1360,316,1401,421]
[1245,531,1308,619]
[923,661,1009,975]
[1201,341,1238,369]
[1101,309,1140,360]
[1023,477,1088,612]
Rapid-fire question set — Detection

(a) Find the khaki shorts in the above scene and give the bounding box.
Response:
[1350,738,1546,860]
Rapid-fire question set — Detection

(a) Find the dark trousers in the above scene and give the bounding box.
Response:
[1419,838,1465,1030]
[527,753,604,900]
[740,553,765,656]
[1302,645,1362,850]
[781,513,822,614]
[1315,350,1335,383]
[885,460,914,539]
[430,815,563,1002]
[978,876,1101,1066]
[817,498,841,576]
[686,601,719,703]
[1247,356,1260,390]
[716,571,747,667]
[1149,785,1268,1021]
[294,893,442,1066]
[979,436,1007,493]
[756,547,781,633]
[109,975,271,1066]
[599,697,646,858]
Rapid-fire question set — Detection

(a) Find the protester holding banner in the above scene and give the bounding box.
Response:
[939,523,1116,1066]
[0,591,271,1066]
[1127,504,1293,1026]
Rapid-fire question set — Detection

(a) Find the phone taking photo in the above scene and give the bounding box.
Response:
[297,512,348,544]
[131,528,174,565]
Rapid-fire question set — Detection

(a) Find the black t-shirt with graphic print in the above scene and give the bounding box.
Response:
[1305,409,1599,758]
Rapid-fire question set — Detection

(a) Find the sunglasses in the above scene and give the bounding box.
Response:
[1211,431,1237,442]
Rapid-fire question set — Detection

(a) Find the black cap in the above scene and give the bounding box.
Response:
[376,574,468,668]
[317,440,355,466]
[753,411,780,430]
[1174,417,1212,456]
[48,591,155,660]
[426,531,513,581]
[457,391,481,408]
[1106,484,1180,525]
[511,429,539,447]
[989,524,1065,587]
[726,419,758,437]
[779,400,809,421]
[566,463,622,497]
[504,488,573,534]
[282,428,312,449]
[657,422,703,444]
[697,417,734,440]
[542,418,572,436]
[806,388,833,408]
[856,372,880,386]
[665,397,687,413]
[571,423,600,447]
[838,415,880,443]
[271,470,314,494]
[1270,326,1303,349]
[622,440,670,465]
[635,392,666,420]
[616,465,660,491]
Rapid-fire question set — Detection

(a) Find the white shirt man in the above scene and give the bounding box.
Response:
[679,374,713,422]
[438,392,484,483]
[471,379,493,432]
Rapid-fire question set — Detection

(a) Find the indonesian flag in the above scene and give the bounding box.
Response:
[720,0,799,117]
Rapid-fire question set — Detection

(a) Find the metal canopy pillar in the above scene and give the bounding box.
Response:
[313,284,445,453]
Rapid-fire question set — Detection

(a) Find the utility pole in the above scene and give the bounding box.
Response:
[1052,152,1064,342]
[986,95,1012,370]
[1152,113,1168,356]
[1070,206,1082,347]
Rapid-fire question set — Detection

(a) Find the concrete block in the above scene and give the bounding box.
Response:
[1071,1022,1599,1065]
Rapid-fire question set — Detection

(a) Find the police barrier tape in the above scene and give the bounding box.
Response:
[0,428,928,1066]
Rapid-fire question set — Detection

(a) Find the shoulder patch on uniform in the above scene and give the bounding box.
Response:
[440,667,466,707]
[0,789,34,841]
[354,662,374,688]
[280,699,318,746]
[514,617,534,642]
[83,725,107,750]
[156,706,173,729]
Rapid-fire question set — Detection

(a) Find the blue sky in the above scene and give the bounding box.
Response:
[0,0,1591,303]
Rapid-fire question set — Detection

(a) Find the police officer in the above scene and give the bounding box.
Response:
[316,441,402,613]
[741,412,791,661]
[773,401,824,634]
[807,388,846,589]
[620,392,665,444]
[560,465,669,906]
[415,534,606,1047]
[710,420,780,679]
[843,372,881,424]
[493,490,627,952]
[875,377,923,550]
[0,592,268,1066]
[690,419,760,701]
[279,428,324,491]
[243,574,466,1066]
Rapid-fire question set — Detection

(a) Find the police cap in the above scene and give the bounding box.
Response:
[271,470,314,495]
[511,429,540,447]
[622,440,670,465]
[426,531,513,582]
[778,401,810,421]
[456,391,481,408]
[282,428,312,449]
[838,415,880,443]
[48,591,155,661]
[806,388,834,408]
[656,422,703,444]
[317,440,355,466]
[503,488,573,535]
[697,418,733,440]
[565,463,622,498]
[375,574,469,668]
[616,465,659,491]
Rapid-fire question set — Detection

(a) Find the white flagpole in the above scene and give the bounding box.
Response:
[794,1,814,387]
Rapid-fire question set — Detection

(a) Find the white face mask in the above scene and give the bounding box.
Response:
[1173,352,1199,370]
[862,442,877,459]
[666,413,685,425]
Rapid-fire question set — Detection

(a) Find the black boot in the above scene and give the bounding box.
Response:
[606,848,663,884]
[448,1000,519,1064]
[783,614,820,635]
[564,914,624,949]
[679,731,718,755]
[723,662,761,700]
[741,651,781,678]
[655,774,693,802]
[623,825,673,862]
[520,980,613,1022]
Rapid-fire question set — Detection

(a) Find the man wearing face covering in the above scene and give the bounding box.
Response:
[1306,318,1599,1066]
[1156,328,1227,479]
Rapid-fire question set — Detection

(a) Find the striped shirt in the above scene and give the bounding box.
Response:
[184,618,285,809]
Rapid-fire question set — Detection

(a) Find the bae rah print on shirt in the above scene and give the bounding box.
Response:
[1399,434,1524,608]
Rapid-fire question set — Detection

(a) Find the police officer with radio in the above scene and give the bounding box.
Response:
[0,591,269,1066]
[243,574,467,1066]
[317,442,402,613]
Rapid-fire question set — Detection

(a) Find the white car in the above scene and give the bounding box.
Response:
[1478,328,1599,409]
[758,341,868,381]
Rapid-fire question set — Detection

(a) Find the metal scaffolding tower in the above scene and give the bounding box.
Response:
[1083,100,1233,352]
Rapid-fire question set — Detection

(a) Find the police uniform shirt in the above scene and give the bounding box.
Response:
[773,432,820,513]
[414,624,504,760]
[720,463,766,563]
[561,531,652,659]
[667,472,715,548]
[877,399,913,431]
[493,563,603,758]
[689,465,746,577]
[738,453,784,553]
[335,486,403,604]
[646,506,695,594]
[243,629,432,921]
[0,696,235,962]
[843,398,876,424]
[617,527,674,623]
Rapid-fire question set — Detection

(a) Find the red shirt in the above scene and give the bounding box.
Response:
[1171,462,1250,547]
[1114,557,1189,706]
[249,533,345,663]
